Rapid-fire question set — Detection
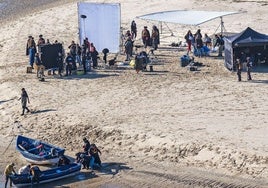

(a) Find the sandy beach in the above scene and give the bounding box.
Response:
[0,0,268,187]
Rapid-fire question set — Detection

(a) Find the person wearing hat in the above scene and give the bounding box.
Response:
[26,36,37,68]
[4,162,17,188]
[37,34,45,52]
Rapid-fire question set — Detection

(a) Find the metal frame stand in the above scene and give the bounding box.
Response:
[214,16,227,35]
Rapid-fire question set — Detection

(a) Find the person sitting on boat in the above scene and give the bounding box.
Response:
[30,165,41,185]
[89,144,102,169]
[18,164,31,175]
[57,155,71,166]
[82,137,91,154]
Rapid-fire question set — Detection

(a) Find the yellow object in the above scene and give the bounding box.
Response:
[129,59,135,67]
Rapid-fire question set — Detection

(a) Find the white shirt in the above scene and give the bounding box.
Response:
[18,165,30,175]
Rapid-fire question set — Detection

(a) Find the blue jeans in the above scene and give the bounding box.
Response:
[29,48,35,67]
[76,55,81,65]
[90,156,95,169]
[5,175,12,188]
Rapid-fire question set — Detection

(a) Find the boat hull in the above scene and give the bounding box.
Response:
[11,163,81,187]
[16,135,65,165]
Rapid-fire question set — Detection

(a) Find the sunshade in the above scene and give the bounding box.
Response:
[137,10,239,26]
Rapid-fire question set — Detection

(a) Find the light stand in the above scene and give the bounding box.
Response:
[80,15,87,39]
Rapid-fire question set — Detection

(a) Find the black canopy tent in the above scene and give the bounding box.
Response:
[224,27,268,71]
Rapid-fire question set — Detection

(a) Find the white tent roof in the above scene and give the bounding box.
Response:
[137,10,239,26]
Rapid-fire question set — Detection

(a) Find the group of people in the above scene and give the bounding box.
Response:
[26,34,101,78]
[4,137,101,187]
[76,137,102,170]
[141,25,160,53]
[4,162,41,188]
[65,38,99,75]
[26,35,59,69]
[184,29,224,57]
[123,20,160,62]
[235,52,253,81]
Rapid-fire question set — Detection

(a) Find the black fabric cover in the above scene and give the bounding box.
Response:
[40,44,63,69]
[224,27,268,70]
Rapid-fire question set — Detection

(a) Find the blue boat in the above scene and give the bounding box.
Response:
[10,163,81,187]
[16,135,65,165]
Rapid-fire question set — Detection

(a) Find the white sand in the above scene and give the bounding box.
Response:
[0,0,268,187]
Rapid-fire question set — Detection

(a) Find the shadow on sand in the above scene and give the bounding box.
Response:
[0,97,16,105]
[51,71,120,80]
[249,79,268,84]
[35,162,131,188]
[98,162,132,175]
[31,109,57,114]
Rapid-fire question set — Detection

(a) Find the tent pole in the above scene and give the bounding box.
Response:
[220,16,224,35]
[163,22,174,36]
[160,21,162,34]
[214,16,226,35]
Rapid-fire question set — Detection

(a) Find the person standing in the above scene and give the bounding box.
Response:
[195,29,203,57]
[81,50,87,74]
[37,34,45,52]
[26,36,36,69]
[151,25,160,53]
[125,30,132,39]
[4,163,16,188]
[19,88,30,116]
[89,144,102,169]
[246,57,253,80]
[204,33,212,48]
[83,37,91,52]
[30,165,41,186]
[184,30,193,54]
[65,53,74,76]
[57,52,64,77]
[68,41,77,70]
[90,43,99,69]
[76,43,82,66]
[131,20,137,38]
[124,37,133,61]
[141,26,150,48]
[82,137,91,154]
[236,58,243,82]
[214,34,224,57]
[34,53,44,78]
